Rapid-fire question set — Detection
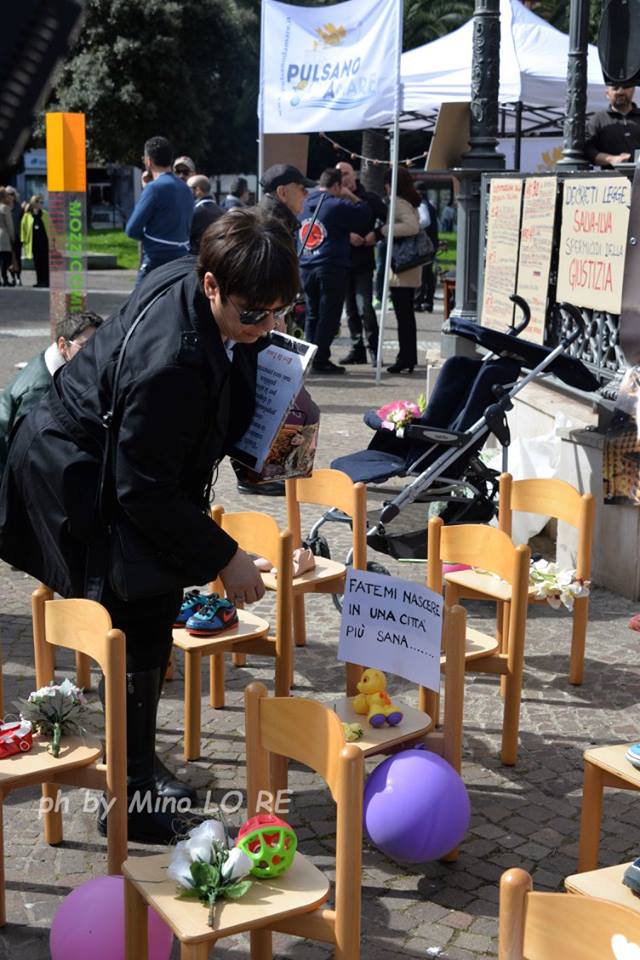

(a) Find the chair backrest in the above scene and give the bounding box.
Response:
[428,517,530,592]
[437,603,466,773]
[213,508,293,656]
[499,868,640,960]
[245,682,363,957]
[285,468,367,568]
[498,474,595,579]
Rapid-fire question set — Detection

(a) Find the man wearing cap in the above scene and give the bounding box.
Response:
[585,83,640,167]
[259,164,315,238]
[126,136,194,283]
[187,174,224,253]
[173,156,196,181]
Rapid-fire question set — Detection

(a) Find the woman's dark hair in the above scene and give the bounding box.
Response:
[197,208,300,306]
[384,166,421,208]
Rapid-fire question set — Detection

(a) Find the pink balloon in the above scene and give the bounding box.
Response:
[50,875,173,960]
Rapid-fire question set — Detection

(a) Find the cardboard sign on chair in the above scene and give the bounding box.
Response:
[338,568,443,692]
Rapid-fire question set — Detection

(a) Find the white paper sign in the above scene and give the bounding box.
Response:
[261,0,401,134]
[233,344,305,472]
[337,568,443,692]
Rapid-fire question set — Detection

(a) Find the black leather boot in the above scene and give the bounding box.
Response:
[98,669,190,845]
[98,671,197,806]
[154,667,198,805]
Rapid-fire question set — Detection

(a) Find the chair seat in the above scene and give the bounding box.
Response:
[123,851,330,944]
[583,743,640,787]
[566,862,640,913]
[333,697,431,756]
[447,628,499,665]
[262,556,346,595]
[0,734,102,788]
[172,609,270,654]
[445,569,537,604]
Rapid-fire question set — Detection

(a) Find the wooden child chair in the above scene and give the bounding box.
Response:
[576,742,640,873]
[498,867,640,959]
[459,475,594,685]
[566,860,640,915]
[428,517,531,766]
[262,468,367,650]
[174,509,289,761]
[0,588,128,926]
[122,685,363,959]
[38,585,93,690]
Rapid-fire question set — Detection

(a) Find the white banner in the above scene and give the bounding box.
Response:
[337,568,443,692]
[261,0,401,134]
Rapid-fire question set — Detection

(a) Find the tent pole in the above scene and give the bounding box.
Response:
[375,0,404,385]
[257,0,266,199]
[514,101,523,170]
[376,123,400,384]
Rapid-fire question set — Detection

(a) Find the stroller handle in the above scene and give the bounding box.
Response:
[557,302,586,346]
[508,294,531,336]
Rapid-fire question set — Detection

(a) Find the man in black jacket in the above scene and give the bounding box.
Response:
[0,209,299,844]
[259,163,315,239]
[335,162,386,366]
[187,174,223,252]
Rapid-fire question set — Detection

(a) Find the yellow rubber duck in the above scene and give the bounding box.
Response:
[352,668,403,728]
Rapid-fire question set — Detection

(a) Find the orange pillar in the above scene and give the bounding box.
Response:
[45,112,87,335]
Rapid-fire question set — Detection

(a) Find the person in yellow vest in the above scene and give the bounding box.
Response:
[20,195,51,288]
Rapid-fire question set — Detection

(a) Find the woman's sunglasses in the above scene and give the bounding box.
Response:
[228,296,292,326]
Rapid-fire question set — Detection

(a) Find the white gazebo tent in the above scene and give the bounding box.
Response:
[399,0,606,136]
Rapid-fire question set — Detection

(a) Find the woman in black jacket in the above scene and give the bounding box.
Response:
[0,209,299,843]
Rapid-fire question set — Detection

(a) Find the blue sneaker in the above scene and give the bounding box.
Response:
[626,744,640,770]
[174,589,210,628]
[186,595,238,636]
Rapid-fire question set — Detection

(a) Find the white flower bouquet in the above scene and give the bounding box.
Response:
[528,559,590,611]
[18,678,87,758]
[168,820,253,926]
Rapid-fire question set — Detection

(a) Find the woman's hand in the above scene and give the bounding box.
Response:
[219,547,265,605]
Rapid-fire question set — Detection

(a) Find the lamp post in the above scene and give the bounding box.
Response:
[556,0,590,170]
[448,0,505,349]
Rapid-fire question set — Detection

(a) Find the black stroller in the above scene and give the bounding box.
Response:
[304,299,600,602]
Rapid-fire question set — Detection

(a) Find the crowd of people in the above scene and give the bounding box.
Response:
[122,134,442,377]
[0,187,50,289]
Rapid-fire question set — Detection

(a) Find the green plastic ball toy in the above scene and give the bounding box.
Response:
[236,814,297,879]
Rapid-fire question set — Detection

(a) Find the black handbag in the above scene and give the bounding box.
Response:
[391,229,435,274]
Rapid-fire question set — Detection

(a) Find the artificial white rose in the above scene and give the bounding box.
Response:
[167,848,195,889]
[185,820,227,861]
[221,847,253,881]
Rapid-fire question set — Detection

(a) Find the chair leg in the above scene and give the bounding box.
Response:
[578,760,604,872]
[569,596,588,685]
[419,686,438,733]
[232,653,247,667]
[293,593,306,647]
[75,651,92,691]
[345,662,362,698]
[500,672,522,766]
[184,651,202,761]
[42,784,63,844]
[164,652,175,682]
[499,601,510,698]
[210,654,225,709]
[106,786,128,875]
[250,929,273,959]
[181,944,210,960]
[124,878,148,960]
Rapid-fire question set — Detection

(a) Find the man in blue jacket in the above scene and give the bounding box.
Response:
[300,168,370,374]
[126,136,194,283]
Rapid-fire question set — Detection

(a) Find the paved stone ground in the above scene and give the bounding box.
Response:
[0,271,639,958]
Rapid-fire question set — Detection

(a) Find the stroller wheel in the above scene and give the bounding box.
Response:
[332,560,391,613]
[305,533,331,559]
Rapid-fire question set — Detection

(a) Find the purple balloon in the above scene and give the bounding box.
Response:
[363,748,471,863]
[50,875,173,960]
